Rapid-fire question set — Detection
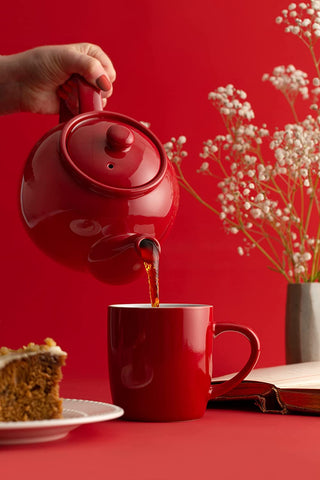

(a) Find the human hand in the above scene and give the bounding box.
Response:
[0,43,116,115]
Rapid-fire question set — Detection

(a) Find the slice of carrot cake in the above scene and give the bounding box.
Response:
[0,338,67,421]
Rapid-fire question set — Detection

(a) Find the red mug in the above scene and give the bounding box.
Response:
[107,304,260,421]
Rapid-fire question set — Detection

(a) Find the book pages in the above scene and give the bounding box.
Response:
[213,362,320,389]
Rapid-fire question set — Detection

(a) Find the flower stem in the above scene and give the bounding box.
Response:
[309,43,320,79]
[174,163,291,281]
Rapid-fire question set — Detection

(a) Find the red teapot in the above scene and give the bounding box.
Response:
[20,76,179,284]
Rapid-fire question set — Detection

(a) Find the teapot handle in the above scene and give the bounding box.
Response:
[59,74,103,123]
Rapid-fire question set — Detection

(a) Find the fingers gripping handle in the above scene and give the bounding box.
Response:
[209,323,260,400]
[59,74,103,123]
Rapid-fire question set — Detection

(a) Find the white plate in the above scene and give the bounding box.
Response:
[0,399,124,445]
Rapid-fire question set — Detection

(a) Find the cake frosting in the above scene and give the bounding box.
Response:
[0,338,66,369]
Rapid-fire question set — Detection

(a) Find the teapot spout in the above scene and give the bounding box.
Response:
[88,234,160,285]
[136,237,161,264]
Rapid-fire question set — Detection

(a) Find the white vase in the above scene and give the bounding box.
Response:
[285,283,320,363]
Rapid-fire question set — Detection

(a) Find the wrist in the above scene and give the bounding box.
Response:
[0,53,26,114]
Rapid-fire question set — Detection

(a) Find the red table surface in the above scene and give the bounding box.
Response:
[1,377,319,479]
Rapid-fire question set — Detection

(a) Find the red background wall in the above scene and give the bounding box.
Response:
[0,0,308,380]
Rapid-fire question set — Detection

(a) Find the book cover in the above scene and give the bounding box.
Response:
[210,362,320,414]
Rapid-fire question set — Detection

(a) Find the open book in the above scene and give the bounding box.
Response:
[210,362,320,414]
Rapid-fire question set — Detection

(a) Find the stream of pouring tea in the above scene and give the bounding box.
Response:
[139,238,160,307]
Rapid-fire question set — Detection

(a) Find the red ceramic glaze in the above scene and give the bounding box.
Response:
[20,76,179,284]
[107,304,260,421]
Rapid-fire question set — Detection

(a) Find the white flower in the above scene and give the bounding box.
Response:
[255,193,264,202]
[302,252,312,261]
[293,252,301,263]
[198,162,210,173]
[263,205,270,214]
[251,208,262,219]
[294,265,305,274]
[237,246,244,256]
[302,18,312,26]
[177,136,187,145]
[312,0,320,10]
[263,65,309,102]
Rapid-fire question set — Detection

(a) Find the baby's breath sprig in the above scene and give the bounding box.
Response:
[165,1,320,283]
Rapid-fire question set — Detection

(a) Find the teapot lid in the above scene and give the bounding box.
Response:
[60,111,167,196]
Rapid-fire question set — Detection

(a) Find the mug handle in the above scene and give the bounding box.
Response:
[59,74,103,123]
[209,323,260,400]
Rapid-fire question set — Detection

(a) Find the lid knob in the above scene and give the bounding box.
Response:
[106,125,134,152]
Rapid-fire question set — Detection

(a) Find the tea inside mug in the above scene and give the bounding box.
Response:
[109,303,208,308]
